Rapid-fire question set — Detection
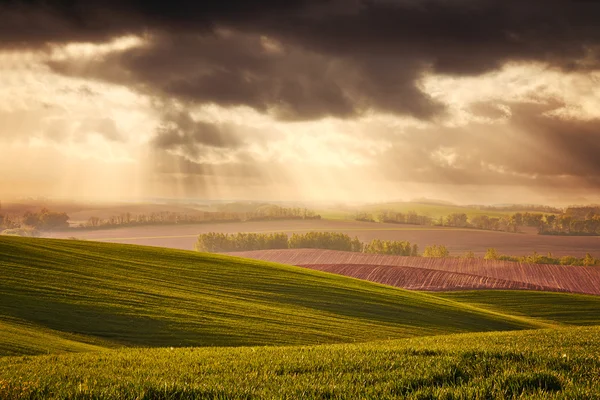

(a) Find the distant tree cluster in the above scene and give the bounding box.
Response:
[289,232,364,252]
[422,245,450,258]
[376,210,433,226]
[483,248,599,266]
[196,232,415,255]
[79,206,321,230]
[355,209,569,235]
[539,208,600,236]
[1,207,69,235]
[363,239,418,256]
[354,212,376,222]
[195,232,289,252]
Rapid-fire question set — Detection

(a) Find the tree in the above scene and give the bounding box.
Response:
[22,211,40,227]
[423,245,450,258]
[445,213,468,228]
[38,209,69,230]
[583,253,597,266]
[545,214,557,231]
[484,248,499,260]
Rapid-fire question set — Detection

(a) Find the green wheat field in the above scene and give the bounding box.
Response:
[1,236,599,399]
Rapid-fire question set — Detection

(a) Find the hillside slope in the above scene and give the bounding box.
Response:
[437,291,600,326]
[0,237,538,355]
[229,249,600,295]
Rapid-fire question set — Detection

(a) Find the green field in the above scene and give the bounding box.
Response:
[0,236,542,356]
[437,291,600,326]
[1,327,599,399]
[1,236,599,399]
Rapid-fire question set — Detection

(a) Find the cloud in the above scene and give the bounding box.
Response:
[12,0,597,121]
[152,111,244,158]
[4,0,600,201]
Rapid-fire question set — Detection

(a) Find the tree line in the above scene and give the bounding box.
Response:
[354,209,600,236]
[355,210,542,233]
[196,232,417,255]
[482,248,599,266]
[1,205,322,234]
[79,206,321,229]
[539,207,600,236]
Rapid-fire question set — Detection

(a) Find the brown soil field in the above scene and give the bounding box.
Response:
[48,220,600,256]
[295,264,565,292]
[227,249,600,295]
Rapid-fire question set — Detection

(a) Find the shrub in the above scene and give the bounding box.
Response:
[423,245,450,258]
[484,248,499,260]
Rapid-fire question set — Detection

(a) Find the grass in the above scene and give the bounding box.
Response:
[437,291,600,326]
[0,236,540,355]
[0,318,107,356]
[0,326,599,399]
[2,236,600,398]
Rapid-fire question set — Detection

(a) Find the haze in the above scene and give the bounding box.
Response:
[2,0,600,205]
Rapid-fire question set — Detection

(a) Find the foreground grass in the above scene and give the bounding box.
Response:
[0,326,598,399]
[438,291,600,326]
[0,236,538,355]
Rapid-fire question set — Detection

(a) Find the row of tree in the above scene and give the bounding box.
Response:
[372,210,434,225]
[0,206,322,233]
[196,232,418,255]
[354,209,600,235]
[80,206,321,229]
[483,248,599,266]
[540,211,600,235]
[356,210,545,233]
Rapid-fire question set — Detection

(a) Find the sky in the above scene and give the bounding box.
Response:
[1,0,600,205]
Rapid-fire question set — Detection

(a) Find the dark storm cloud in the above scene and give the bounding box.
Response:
[5,0,600,192]
[0,0,318,47]
[8,0,600,120]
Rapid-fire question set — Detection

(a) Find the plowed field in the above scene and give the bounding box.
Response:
[228,249,600,295]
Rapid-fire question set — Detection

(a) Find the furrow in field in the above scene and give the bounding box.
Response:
[298,264,568,292]
[228,249,600,295]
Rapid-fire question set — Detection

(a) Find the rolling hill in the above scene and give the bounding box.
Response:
[0,236,540,356]
[437,291,600,326]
